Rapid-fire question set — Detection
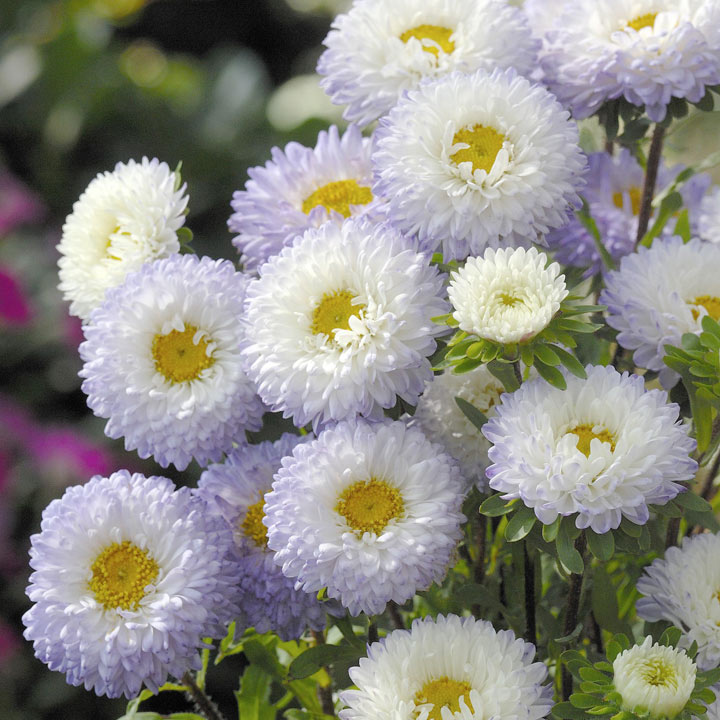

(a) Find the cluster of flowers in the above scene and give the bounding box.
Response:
[20,0,720,719]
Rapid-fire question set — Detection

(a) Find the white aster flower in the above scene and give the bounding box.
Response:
[600,237,720,388]
[228,125,383,272]
[637,532,720,672]
[539,0,720,121]
[411,365,506,491]
[58,157,188,320]
[22,471,240,699]
[264,418,466,616]
[80,254,264,470]
[340,614,553,720]
[195,435,333,641]
[482,364,697,533]
[317,0,539,127]
[241,218,448,429]
[613,637,696,719]
[448,247,567,344]
[699,186,720,243]
[372,68,586,260]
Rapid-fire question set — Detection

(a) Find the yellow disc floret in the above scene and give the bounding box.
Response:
[414,677,475,720]
[567,424,616,457]
[689,296,720,322]
[399,24,455,57]
[336,478,404,535]
[242,496,269,548]
[625,13,657,32]
[451,125,506,175]
[89,540,159,610]
[641,658,679,690]
[152,325,214,383]
[613,187,642,216]
[302,179,373,218]
[311,290,364,339]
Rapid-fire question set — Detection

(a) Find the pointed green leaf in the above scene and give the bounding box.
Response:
[535,360,567,390]
[479,494,515,517]
[454,397,489,432]
[586,528,614,561]
[504,506,537,542]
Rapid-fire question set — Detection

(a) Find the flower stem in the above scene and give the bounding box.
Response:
[388,601,405,630]
[561,533,587,701]
[524,540,537,648]
[635,124,666,246]
[513,360,523,386]
[182,671,228,720]
[474,513,488,587]
[368,620,379,645]
[311,630,336,717]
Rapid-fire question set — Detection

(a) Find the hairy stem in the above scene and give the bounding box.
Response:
[635,124,666,246]
[561,533,587,701]
[524,540,537,648]
[182,672,227,720]
[368,620,379,645]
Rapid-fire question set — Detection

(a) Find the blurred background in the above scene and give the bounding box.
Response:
[1,1,719,718]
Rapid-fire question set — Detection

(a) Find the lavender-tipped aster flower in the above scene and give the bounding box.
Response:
[195,435,333,641]
[22,471,241,699]
[264,418,466,616]
[482,365,696,533]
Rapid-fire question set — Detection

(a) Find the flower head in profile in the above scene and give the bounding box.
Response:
[58,157,188,320]
[264,418,466,616]
[80,254,264,470]
[318,0,539,127]
[22,471,240,698]
[482,365,696,533]
[340,614,553,720]
[372,68,586,260]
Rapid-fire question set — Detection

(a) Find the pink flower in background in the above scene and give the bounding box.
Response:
[0,170,44,235]
[0,266,32,326]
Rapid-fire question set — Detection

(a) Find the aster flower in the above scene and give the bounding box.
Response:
[264,418,466,616]
[80,254,264,470]
[411,364,506,491]
[58,157,188,320]
[195,435,331,641]
[637,532,720,671]
[372,68,586,260]
[482,364,697,533]
[699,186,720,243]
[448,247,567,345]
[228,125,382,272]
[613,637,696,719]
[600,237,720,388]
[538,0,720,122]
[241,218,447,429]
[317,0,539,127]
[340,614,553,720]
[22,470,240,699]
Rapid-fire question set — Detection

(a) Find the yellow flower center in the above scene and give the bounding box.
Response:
[152,325,214,383]
[498,292,523,307]
[399,24,455,57]
[302,179,373,218]
[89,540,159,610]
[689,296,720,322]
[567,424,616,457]
[414,677,475,720]
[451,125,506,174]
[336,478,404,535]
[641,658,678,690]
[241,497,269,548]
[311,290,364,338]
[612,187,642,216]
[625,12,657,32]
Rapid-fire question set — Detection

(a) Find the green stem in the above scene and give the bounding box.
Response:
[512,360,523,386]
[368,620,379,645]
[524,540,537,648]
[561,533,587,702]
[635,124,666,246]
[182,672,227,720]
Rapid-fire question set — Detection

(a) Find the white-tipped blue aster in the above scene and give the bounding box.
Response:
[241,217,448,429]
[196,434,332,641]
[482,365,696,533]
[228,125,382,272]
[600,236,720,387]
[317,0,539,127]
[372,68,586,260]
[22,470,240,699]
[539,0,720,121]
[80,254,264,470]
[264,418,466,616]
[340,614,553,720]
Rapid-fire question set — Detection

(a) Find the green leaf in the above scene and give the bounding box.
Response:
[592,566,628,635]
[692,89,715,112]
[542,515,562,542]
[576,204,616,271]
[579,667,611,683]
[288,644,361,680]
[659,626,683,648]
[674,491,712,512]
[619,517,642,537]
[556,622,583,645]
[586,529,614,561]
[331,616,365,650]
[455,397,489,432]
[504,506,537,542]
[557,522,584,575]
[535,360,567,390]
[486,359,520,392]
[454,357,484,374]
[549,345,587,379]
[177,226,194,247]
[243,639,286,679]
[552,702,591,719]
[479,494,514,517]
[569,693,598,709]
[235,666,276,720]
[556,318,602,334]
[533,343,561,366]
[640,191,684,247]
[674,209,691,242]
[466,341,486,359]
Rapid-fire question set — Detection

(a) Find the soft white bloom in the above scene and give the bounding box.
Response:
[317,0,539,127]
[241,218,447,429]
[22,471,240,699]
[58,157,188,320]
[699,186,720,243]
[483,365,697,533]
[264,418,466,616]
[637,532,720,671]
[372,68,586,260]
[80,254,264,470]
[613,637,696,719]
[340,614,553,720]
[600,237,720,388]
[448,247,567,344]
